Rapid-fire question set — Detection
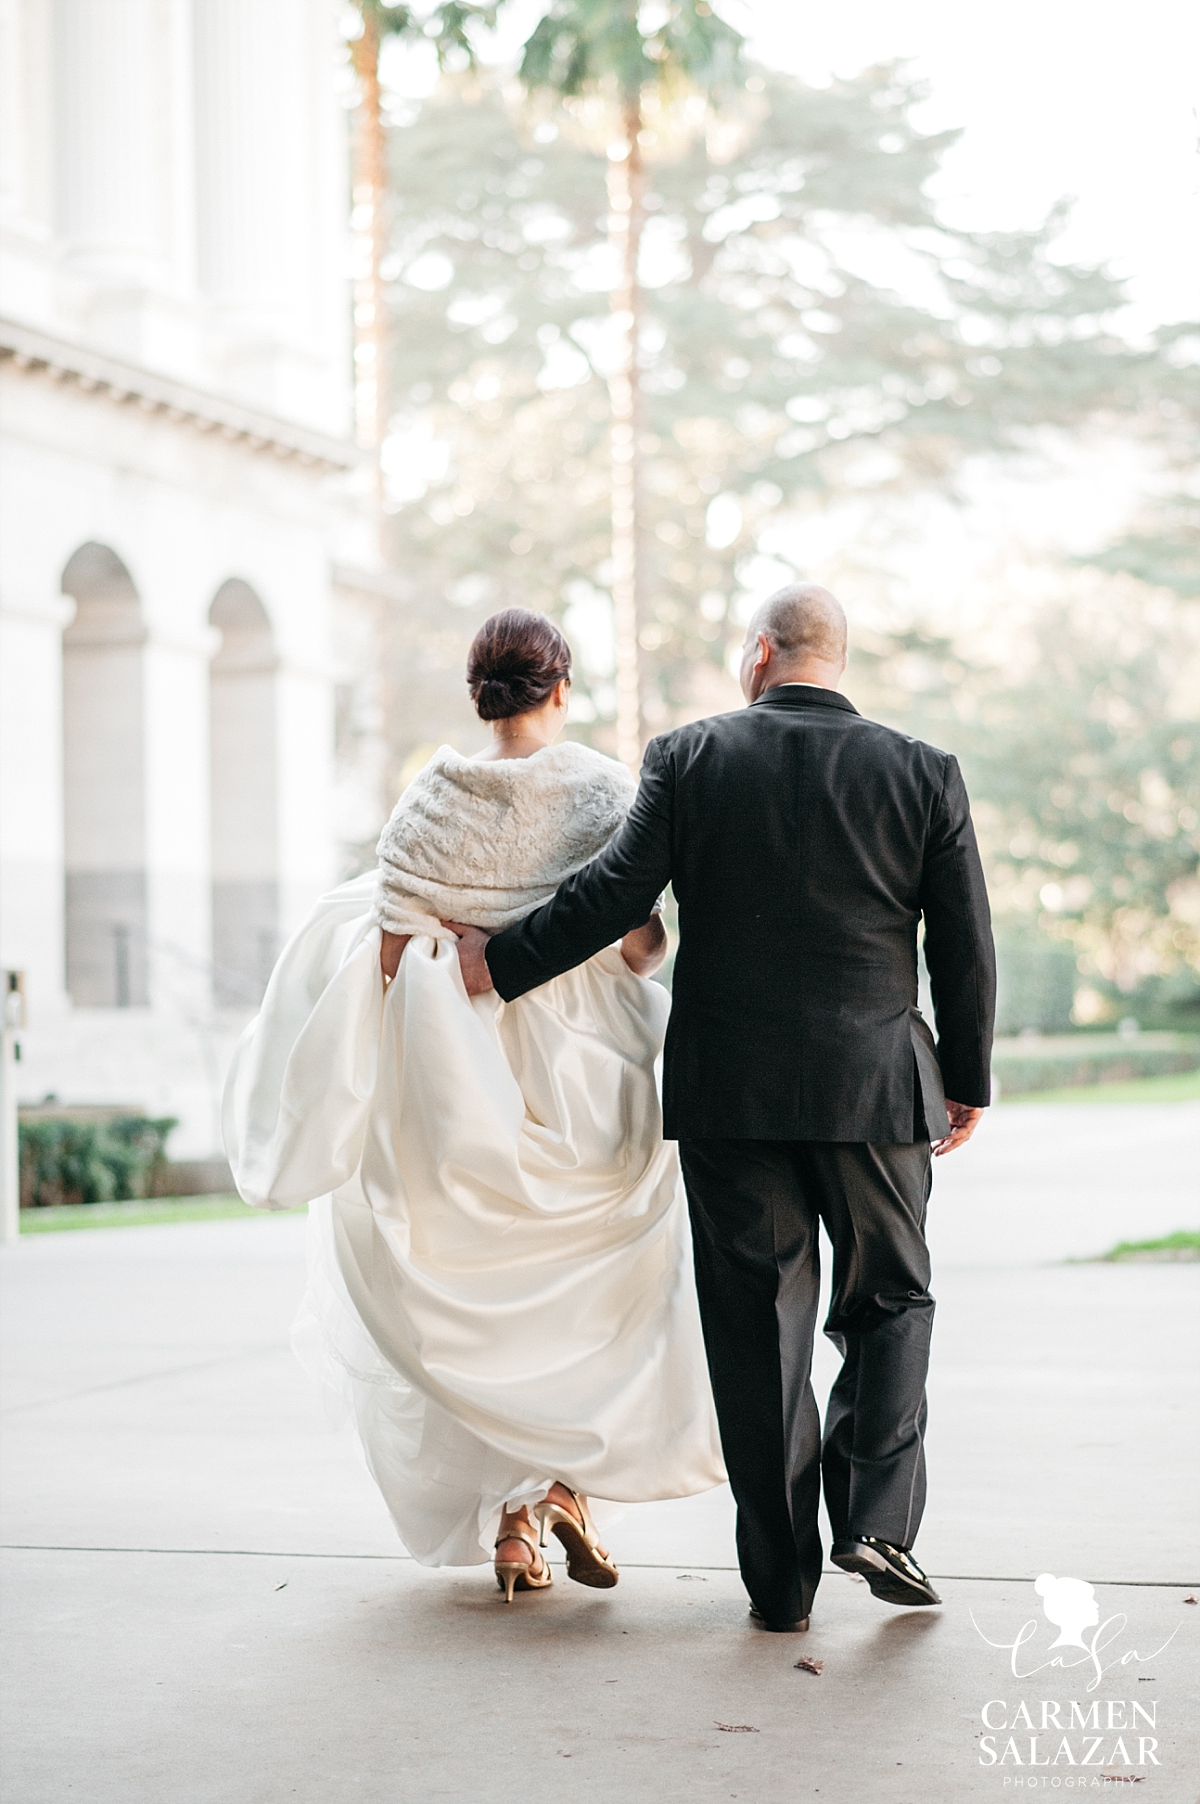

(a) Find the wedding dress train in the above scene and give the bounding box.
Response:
[223,743,724,1566]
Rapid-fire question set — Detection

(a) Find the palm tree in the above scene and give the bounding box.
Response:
[519,1,742,767]
[347,3,497,513]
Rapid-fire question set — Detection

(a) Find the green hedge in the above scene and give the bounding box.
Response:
[992,1032,1200,1096]
[19,1115,178,1208]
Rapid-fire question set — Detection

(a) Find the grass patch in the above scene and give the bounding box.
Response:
[18,1194,274,1233]
[1096,1230,1200,1264]
[1002,1068,1200,1106]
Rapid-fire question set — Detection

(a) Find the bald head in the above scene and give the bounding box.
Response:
[739,582,848,703]
[750,584,847,665]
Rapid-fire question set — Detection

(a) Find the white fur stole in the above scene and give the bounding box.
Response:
[372,742,635,938]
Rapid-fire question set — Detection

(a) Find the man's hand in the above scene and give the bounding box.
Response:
[933,1100,984,1157]
[380,931,409,983]
[442,922,495,996]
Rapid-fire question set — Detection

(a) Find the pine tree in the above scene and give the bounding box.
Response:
[1089,321,1200,599]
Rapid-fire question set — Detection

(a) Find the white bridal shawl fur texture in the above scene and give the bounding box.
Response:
[372,741,636,937]
[224,740,723,1568]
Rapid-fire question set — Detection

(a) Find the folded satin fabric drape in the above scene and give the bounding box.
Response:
[224,878,724,1566]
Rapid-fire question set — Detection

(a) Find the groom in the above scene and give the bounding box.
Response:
[451,584,995,1632]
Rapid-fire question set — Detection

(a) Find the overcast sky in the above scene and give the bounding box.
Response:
[739,0,1199,332]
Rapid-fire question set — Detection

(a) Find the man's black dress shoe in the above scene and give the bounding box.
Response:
[830,1538,941,1607]
[748,1606,810,1632]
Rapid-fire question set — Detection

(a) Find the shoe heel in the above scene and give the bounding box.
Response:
[496,1564,520,1604]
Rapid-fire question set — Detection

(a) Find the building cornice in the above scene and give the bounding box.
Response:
[0,317,361,473]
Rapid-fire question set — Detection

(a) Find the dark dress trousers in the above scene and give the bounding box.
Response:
[486,686,995,1622]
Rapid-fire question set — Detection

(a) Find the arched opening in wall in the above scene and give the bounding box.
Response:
[61,543,149,1006]
[209,579,280,1006]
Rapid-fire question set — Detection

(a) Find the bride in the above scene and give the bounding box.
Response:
[223,608,724,1601]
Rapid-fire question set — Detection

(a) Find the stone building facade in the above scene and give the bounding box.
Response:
[0,0,379,1158]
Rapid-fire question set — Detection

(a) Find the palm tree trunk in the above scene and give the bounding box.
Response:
[607,99,645,771]
[350,13,395,810]
[350,14,387,527]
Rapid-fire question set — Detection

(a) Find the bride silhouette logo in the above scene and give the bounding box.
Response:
[971,1572,1180,1690]
[1035,1573,1100,1650]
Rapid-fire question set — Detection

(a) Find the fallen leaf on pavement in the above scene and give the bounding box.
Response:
[1184,1595,1198,1605]
[794,1656,824,1675]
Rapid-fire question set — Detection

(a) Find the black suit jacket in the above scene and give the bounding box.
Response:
[487,686,996,1143]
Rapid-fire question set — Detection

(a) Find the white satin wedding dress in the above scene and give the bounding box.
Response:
[223,741,724,1567]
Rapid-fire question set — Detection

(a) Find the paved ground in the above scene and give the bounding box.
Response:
[2,1102,1198,1802]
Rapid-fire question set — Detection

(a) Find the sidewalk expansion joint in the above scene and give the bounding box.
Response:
[1,1546,1194,1587]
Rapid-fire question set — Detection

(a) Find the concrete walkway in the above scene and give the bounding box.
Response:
[2,1102,1198,1802]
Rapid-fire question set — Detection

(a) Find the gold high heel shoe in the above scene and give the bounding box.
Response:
[493,1525,554,1604]
[535,1487,618,1589]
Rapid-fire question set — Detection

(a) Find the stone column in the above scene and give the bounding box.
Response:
[192,0,312,330]
[275,660,334,942]
[1,0,55,237]
[54,0,171,282]
[208,581,280,1005]
[141,624,213,1020]
[0,578,73,1025]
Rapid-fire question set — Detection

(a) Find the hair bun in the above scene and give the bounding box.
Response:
[467,608,572,722]
[474,675,523,717]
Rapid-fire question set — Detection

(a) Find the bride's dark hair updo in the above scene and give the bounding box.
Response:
[466,608,572,721]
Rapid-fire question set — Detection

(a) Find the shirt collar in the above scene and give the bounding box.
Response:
[751,684,859,715]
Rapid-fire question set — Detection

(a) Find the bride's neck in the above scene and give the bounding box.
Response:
[477,715,560,762]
